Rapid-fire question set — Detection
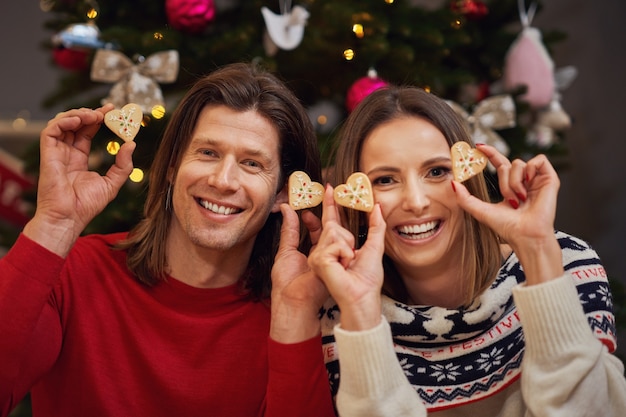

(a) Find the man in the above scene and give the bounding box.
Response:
[0,63,335,416]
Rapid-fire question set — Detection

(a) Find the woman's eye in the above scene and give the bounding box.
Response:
[372,175,394,185]
[429,167,451,178]
[201,149,217,157]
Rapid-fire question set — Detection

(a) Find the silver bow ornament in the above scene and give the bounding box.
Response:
[90,49,179,113]
[447,95,516,157]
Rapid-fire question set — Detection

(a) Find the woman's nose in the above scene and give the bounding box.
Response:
[401,178,430,213]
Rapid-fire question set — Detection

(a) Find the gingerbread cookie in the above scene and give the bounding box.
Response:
[334,172,373,212]
[288,171,324,210]
[451,142,487,182]
[104,103,143,142]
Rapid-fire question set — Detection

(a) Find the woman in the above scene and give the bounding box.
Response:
[308,86,626,416]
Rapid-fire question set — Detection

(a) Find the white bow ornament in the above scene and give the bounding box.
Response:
[90,49,179,113]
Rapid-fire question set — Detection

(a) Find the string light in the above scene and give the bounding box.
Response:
[153,32,164,41]
[151,105,166,119]
[129,168,144,183]
[343,49,355,61]
[353,24,364,38]
[106,141,121,155]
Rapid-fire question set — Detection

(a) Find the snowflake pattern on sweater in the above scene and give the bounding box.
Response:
[320,231,616,411]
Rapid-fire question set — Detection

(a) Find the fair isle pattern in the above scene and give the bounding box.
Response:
[320,231,616,411]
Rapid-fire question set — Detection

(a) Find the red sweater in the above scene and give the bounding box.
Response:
[0,233,335,417]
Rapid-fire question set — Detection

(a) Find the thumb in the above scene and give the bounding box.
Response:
[360,204,386,258]
[451,180,493,224]
[277,203,300,256]
[104,140,136,197]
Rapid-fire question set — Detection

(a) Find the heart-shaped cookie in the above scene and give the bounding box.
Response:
[451,142,487,182]
[288,171,324,210]
[104,103,143,142]
[334,172,374,212]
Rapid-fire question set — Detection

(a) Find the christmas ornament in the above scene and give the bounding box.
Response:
[104,103,143,142]
[503,1,554,108]
[288,171,323,210]
[52,47,90,71]
[450,0,488,19]
[307,100,342,134]
[451,142,487,182]
[52,21,109,50]
[261,1,309,53]
[334,172,374,212]
[446,95,516,157]
[166,0,216,34]
[527,66,577,147]
[346,69,389,113]
[90,49,179,113]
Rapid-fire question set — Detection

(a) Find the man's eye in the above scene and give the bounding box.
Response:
[201,150,217,157]
[242,160,261,168]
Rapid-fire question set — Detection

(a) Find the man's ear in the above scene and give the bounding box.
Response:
[271,182,289,213]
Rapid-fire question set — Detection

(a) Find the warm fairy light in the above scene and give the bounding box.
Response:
[343,49,355,60]
[423,86,431,93]
[86,8,98,19]
[151,105,166,119]
[12,118,27,131]
[154,32,164,40]
[106,141,121,155]
[384,0,394,3]
[451,19,462,29]
[129,168,144,183]
[317,115,328,126]
[353,24,364,38]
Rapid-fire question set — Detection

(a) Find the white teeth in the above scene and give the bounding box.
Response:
[398,221,437,235]
[201,200,237,215]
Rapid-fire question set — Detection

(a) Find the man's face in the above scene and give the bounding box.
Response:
[169,105,286,258]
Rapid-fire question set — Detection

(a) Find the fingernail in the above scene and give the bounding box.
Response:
[451,181,456,192]
[475,143,485,147]
[508,199,519,209]
[516,192,527,202]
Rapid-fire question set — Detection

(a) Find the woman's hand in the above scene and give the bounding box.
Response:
[452,144,564,284]
[308,185,387,330]
[23,104,136,257]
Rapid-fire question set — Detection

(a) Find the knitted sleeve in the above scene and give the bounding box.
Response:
[333,318,427,417]
[512,233,626,417]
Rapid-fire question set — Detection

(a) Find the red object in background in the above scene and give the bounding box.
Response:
[346,74,389,113]
[450,0,488,19]
[0,161,34,227]
[166,0,216,34]
[52,46,90,71]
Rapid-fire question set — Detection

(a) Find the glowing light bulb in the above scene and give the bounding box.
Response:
[129,168,144,183]
[343,49,355,61]
[353,24,364,38]
[106,141,121,155]
[151,105,166,119]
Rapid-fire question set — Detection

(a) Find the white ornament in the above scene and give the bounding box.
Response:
[261,4,309,51]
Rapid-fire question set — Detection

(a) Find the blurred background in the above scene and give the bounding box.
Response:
[0,3,625,413]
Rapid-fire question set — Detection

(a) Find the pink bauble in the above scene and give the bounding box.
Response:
[166,0,216,34]
[346,74,389,112]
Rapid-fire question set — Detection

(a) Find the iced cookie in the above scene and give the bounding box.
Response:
[334,172,373,212]
[104,103,143,142]
[451,142,487,182]
[288,171,323,210]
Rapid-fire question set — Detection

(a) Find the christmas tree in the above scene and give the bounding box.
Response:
[31,0,574,231]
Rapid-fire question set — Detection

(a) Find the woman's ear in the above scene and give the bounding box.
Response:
[271,183,289,213]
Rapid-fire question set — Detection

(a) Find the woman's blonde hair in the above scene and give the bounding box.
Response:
[331,86,502,307]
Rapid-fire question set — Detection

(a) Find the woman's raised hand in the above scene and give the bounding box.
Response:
[308,185,386,330]
[452,144,564,284]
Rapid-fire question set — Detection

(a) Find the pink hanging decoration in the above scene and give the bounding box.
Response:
[346,70,389,113]
[166,0,216,34]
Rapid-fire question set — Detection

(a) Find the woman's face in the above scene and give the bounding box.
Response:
[359,115,465,278]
